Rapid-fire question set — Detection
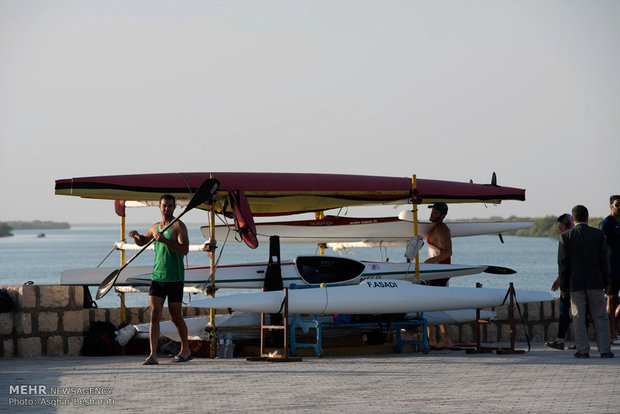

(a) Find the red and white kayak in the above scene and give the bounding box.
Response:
[204,213,533,246]
[190,279,552,314]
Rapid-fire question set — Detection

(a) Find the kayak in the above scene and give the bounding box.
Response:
[204,214,533,245]
[123,256,493,288]
[54,172,526,216]
[190,279,552,314]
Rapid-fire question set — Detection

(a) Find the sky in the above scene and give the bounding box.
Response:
[1,0,618,225]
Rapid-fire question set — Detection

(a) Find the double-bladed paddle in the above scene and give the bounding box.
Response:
[96,178,220,300]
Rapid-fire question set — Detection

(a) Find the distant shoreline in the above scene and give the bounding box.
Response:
[0,220,71,237]
[0,215,607,239]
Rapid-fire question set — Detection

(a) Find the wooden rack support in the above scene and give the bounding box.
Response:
[246,288,302,362]
[466,282,525,355]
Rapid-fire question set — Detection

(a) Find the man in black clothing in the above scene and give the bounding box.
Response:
[558,205,613,358]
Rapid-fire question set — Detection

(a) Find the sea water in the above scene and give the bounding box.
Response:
[0,225,561,308]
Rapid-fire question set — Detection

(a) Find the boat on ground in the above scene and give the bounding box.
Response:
[124,309,497,342]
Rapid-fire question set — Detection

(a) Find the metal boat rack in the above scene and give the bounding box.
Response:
[466,282,526,355]
[289,313,428,356]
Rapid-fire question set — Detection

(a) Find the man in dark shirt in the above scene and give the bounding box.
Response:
[599,195,620,344]
[559,205,613,358]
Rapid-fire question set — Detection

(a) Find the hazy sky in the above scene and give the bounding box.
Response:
[1,0,618,225]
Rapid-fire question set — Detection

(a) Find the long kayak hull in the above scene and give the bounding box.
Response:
[204,215,534,245]
[131,309,497,342]
[190,279,551,314]
[54,172,526,216]
[62,257,490,288]
[124,257,489,288]
[60,266,155,286]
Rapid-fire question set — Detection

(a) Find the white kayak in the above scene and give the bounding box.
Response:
[124,256,507,288]
[203,213,534,246]
[60,266,155,286]
[64,256,510,288]
[190,279,551,314]
[129,309,497,342]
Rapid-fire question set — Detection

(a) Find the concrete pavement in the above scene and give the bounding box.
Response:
[1,343,619,413]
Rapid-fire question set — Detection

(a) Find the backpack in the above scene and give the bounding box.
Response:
[81,321,118,356]
[0,289,15,312]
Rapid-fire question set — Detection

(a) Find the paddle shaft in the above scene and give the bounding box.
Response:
[96,178,219,299]
[120,212,187,271]
[95,214,184,299]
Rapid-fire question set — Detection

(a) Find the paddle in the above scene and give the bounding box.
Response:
[483,265,516,275]
[96,178,220,300]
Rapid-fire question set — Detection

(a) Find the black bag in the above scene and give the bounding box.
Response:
[0,289,15,312]
[81,321,118,356]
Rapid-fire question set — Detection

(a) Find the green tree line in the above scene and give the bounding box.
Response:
[0,222,12,237]
[0,220,71,237]
[459,215,605,239]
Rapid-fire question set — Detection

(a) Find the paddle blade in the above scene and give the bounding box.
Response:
[229,190,258,249]
[96,269,121,299]
[186,178,220,211]
[484,266,516,275]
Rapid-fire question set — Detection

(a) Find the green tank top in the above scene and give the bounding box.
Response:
[152,224,185,282]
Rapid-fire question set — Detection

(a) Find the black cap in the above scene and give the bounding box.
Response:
[428,202,448,215]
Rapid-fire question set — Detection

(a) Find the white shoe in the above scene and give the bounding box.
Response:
[611,335,620,345]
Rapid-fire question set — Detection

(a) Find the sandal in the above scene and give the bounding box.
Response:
[171,354,194,363]
[143,356,159,365]
[545,340,565,350]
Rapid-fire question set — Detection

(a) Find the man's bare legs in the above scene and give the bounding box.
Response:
[147,295,165,362]
[169,301,190,359]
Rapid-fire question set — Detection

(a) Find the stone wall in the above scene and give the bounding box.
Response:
[448,299,567,345]
[0,285,210,358]
[1,284,570,357]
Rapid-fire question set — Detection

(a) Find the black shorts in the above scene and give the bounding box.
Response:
[149,280,184,303]
[428,278,450,287]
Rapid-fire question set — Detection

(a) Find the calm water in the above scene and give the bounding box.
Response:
[0,225,560,308]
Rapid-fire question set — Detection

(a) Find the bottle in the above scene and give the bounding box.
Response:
[224,332,233,359]
[216,335,225,358]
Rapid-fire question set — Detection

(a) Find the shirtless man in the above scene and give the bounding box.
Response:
[129,194,192,365]
[424,202,453,348]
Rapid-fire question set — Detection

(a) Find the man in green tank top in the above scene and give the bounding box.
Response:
[129,194,192,365]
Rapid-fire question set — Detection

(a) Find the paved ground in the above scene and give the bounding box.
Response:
[1,343,619,413]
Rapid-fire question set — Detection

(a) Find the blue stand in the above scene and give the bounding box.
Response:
[289,313,428,357]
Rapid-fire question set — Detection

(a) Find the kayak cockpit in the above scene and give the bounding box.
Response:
[296,256,366,284]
